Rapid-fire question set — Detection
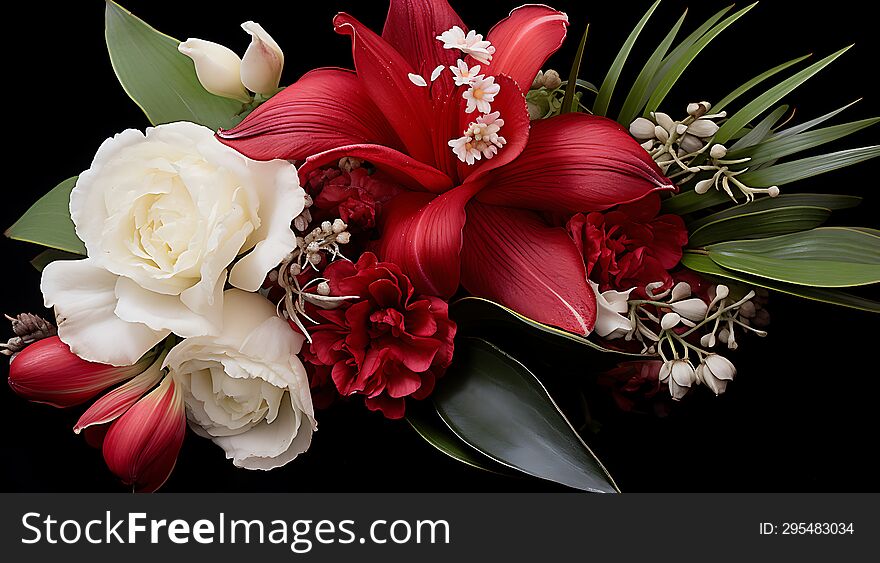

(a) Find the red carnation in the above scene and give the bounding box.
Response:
[301,253,456,419]
[568,193,687,297]
[304,167,402,231]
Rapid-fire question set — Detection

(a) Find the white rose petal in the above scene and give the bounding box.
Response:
[42,122,303,366]
[165,290,316,470]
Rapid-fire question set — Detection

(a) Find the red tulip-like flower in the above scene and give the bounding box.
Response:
[7,337,185,492]
[301,252,456,419]
[219,0,674,336]
[567,193,688,297]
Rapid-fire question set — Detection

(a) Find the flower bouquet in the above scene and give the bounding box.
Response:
[4,0,878,493]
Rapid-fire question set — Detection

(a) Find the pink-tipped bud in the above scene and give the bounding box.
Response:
[8,337,153,408]
[102,375,185,493]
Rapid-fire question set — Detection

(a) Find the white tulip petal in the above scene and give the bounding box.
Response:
[179,38,250,102]
[41,259,168,366]
[240,21,284,95]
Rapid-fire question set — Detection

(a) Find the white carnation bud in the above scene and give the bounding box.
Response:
[629,117,657,140]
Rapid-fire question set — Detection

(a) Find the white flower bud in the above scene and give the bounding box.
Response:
[739,300,757,318]
[332,219,347,234]
[664,360,697,400]
[670,298,709,321]
[700,333,716,348]
[687,119,720,138]
[336,231,351,244]
[527,101,545,121]
[753,309,771,328]
[675,123,689,136]
[678,133,704,154]
[660,312,682,331]
[671,281,692,302]
[629,117,657,140]
[700,354,736,395]
[694,178,714,194]
[308,253,322,265]
[640,140,655,151]
[306,241,320,253]
[338,156,363,172]
[714,284,730,300]
[317,281,331,296]
[531,70,544,90]
[709,144,728,159]
[321,220,333,234]
[768,186,780,197]
[178,39,250,102]
[542,69,562,89]
[654,125,670,143]
[687,101,711,117]
[653,112,675,132]
[240,21,284,95]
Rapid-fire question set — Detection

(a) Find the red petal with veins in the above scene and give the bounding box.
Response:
[476,114,675,213]
[298,143,453,193]
[217,68,402,161]
[376,182,483,298]
[7,336,149,408]
[102,375,185,493]
[382,0,464,87]
[74,362,164,434]
[486,5,570,92]
[460,203,596,335]
[334,12,436,165]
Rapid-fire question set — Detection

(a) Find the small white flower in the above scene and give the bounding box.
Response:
[430,64,445,82]
[448,135,480,165]
[408,73,428,87]
[463,75,500,114]
[659,359,697,400]
[450,59,482,86]
[696,354,737,395]
[436,26,496,64]
[670,298,709,321]
[589,281,633,339]
[450,112,507,164]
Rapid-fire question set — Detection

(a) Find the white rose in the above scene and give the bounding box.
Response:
[41,121,302,366]
[165,289,315,470]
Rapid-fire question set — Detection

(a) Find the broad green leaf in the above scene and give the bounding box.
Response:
[561,24,589,114]
[661,188,730,215]
[728,105,789,152]
[681,252,880,313]
[5,177,86,255]
[687,205,831,247]
[450,297,643,357]
[105,1,244,129]
[617,9,688,126]
[736,145,880,186]
[433,338,619,493]
[686,193,861,231]
[768,99,861,140]
[729,118,880,167]
[712,54,811,113]
[406,402,504,473]
[714,46,853,144]
[30,249,83,272]
[706,227,880,287]
[593,0,661,117]
[644,3,756,115]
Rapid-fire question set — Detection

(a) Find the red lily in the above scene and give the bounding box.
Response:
[219,0,674,335]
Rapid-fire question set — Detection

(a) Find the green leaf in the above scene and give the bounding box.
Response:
[433,338,619,493]
[406,402,504,473]
[706,227,880,287]
[617,9,688,126]
[681,252,880,313]
[736,145,880,186]
[687,205,831,247]
[712,54,811,113]
[561,24,589,114]
[593,0,661,117]
[105,0,244,130]
[30,249,83,272]
[686,193,862,231]
[728,105,789,152]
[713,46,853,144]
[5,177,86,255]
[661,189,730,215]
[450,297,643,357]
[644,3,756,115]
[768,99,861,140]
[729,118,880,167]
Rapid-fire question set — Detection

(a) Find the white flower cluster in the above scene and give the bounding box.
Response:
[630,102,781,202]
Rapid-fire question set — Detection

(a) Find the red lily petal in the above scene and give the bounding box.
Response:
[476,114,675,213]
[375,182,483,298]
[456,74,531,184]
[334,12,436,164]
[298,143,454,193]
[486,5,570,92]
[217,68,402,161]
[74,357,165,434]
[382,0,464,85]
[461,202,596,335]
[102,375,185,493]
[7,336,152,408]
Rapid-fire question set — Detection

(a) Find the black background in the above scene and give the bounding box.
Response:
[1,0,878,492]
